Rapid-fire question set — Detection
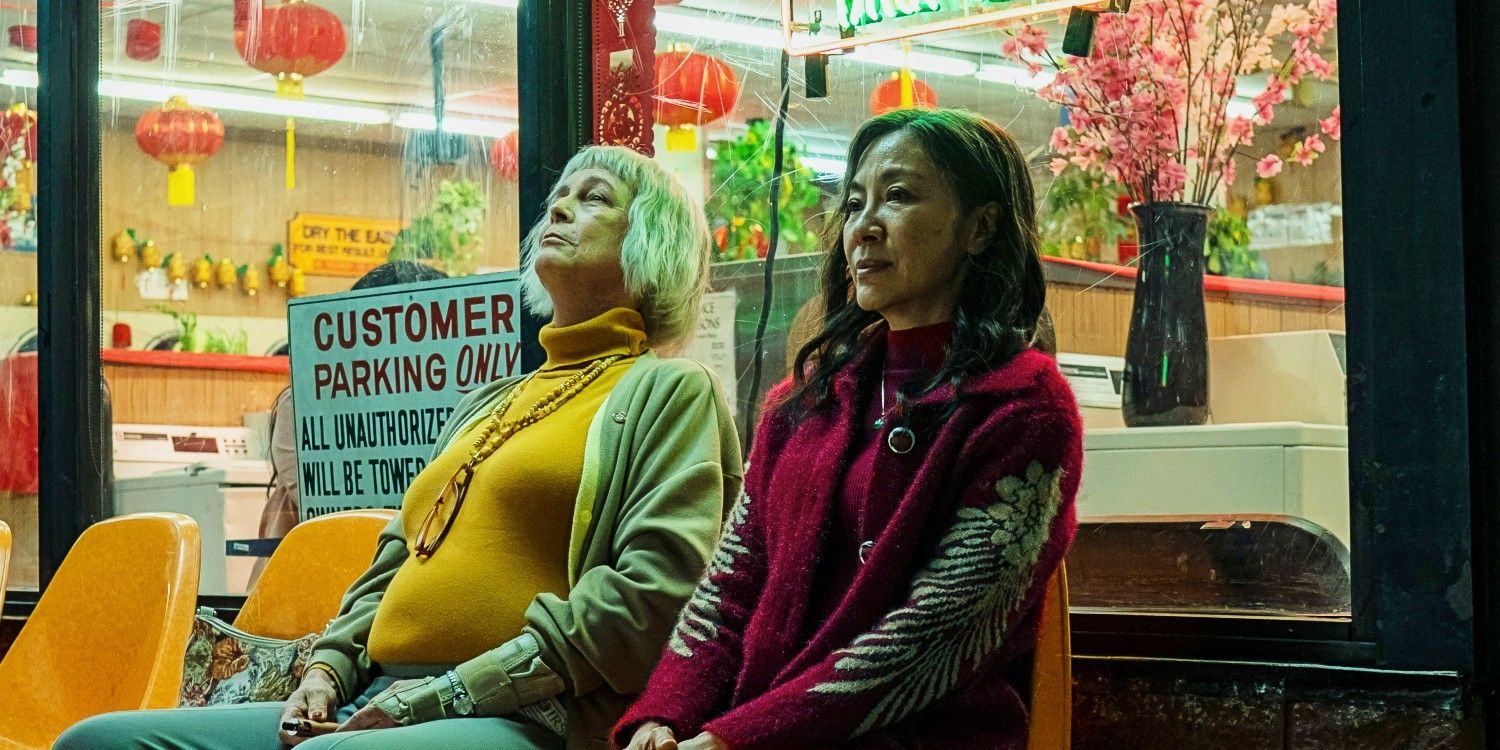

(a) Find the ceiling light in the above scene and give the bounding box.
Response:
[101,79,391,123]
[654,9,783,50]
[2,68,391,125]
[394,111,515,138]
[800,154,846,175]
[845,44,978,77]
[975,63,1056,91]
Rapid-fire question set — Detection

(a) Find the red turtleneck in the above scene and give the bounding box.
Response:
[805,320,955,628]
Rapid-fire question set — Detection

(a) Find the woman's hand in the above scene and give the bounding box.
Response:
[337,678,426,732]
[625,722,679,749]
[279,669,339,746]
[678,732,729,750]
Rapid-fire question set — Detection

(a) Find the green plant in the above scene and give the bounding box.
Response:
[1204,209,1268,280]
[1039,166,1129,260]
[707,119,824,262]
[389,178,485,276]
[157,306,249,355]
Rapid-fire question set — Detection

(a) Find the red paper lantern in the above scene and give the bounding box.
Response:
[7,25,35,53]
[491,130,520,182]
[234,0,347,98]
[135,96,225,207]
[126,19,162,62]
[234,0,346,190]
[870,71,939,116]
[653,46,740,152]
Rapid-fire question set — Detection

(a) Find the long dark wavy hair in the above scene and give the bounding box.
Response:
[784,108,1046,417]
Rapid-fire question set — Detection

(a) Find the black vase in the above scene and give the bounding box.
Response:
[1122,201,1211,427]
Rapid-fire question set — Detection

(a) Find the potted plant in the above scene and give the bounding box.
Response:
[707,119,824,262]
[1205,209,1268,279]
[389,178,484,276]
[1040,165,1130,261]
[1004,0,1339,426]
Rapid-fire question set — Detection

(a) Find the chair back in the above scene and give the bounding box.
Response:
[0,512,199,749]
[234,509,396,640]
[1026,563,1072,750]
[0,520,11,613]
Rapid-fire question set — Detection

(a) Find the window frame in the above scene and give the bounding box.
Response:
[12,0,590,617]
[16,0,1488,682]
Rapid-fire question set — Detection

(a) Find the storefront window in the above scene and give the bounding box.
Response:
[76,0,520,596]
[659,0,1348,618]
[0,82,37,589]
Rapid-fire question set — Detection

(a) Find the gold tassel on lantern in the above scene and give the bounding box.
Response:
[167,165,196,207]
[285,117,296,191]
[215,257,237,289]
[288,266,308,298]
[239,264,261,296]
[192,255,214,288]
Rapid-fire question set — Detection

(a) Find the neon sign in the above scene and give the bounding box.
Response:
[839,0,945,29]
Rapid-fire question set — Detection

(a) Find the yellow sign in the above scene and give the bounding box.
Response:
[287,213,402,278]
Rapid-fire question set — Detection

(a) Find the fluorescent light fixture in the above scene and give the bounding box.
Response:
[1,69,35,87]
[975,63,1056,91]
[655,9,783,50]
[2,68,390,124]
[845,44,977,77]
[800,154,847,175]
[101,79,392,123]
[1227,97,1256,119]
[465,0,519,7]
[394,111,515,138]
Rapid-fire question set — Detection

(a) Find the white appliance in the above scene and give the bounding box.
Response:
[112,423,272,595]
[1078,422,1349,547]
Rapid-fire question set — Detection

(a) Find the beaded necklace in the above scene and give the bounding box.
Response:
[412,353,626,558]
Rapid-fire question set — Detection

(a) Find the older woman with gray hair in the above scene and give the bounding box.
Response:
[57,145,742,750]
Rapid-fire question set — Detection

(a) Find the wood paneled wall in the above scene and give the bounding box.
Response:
[1047,280,1345,357]
[103,362,288,427]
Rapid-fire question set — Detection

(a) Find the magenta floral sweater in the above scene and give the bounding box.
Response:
[615,344,1082,749]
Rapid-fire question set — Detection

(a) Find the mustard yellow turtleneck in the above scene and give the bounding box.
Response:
[368,307,649,667]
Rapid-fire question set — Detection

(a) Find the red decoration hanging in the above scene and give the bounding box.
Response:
[653,46,740,152]
[1,104,37,163]
[233,0,347,190]
[1,104,37,212]
[7,25,36,53]
[870,71,939,116]
[591,0,655,155]
[126,19,163,62]
[135,96,225,207]
[490,130,520,182]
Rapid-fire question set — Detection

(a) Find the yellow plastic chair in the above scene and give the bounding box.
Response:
[0,520,11,613]
[1026,563,1072,750]
[234,509,396,640]
[0,512,199,749]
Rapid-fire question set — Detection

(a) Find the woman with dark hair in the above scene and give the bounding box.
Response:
[618,109,1082,749]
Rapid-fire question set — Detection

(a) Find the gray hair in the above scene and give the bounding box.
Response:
[520,145,711,348]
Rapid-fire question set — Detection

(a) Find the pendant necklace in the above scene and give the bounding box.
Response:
[875,373,916,455]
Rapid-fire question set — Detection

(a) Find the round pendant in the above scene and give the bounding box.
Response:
[887,426,916,454]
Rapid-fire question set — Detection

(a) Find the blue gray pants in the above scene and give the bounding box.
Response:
[54,677,563,750]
